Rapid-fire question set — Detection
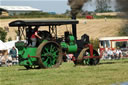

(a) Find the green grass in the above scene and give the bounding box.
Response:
[0,59,128,85]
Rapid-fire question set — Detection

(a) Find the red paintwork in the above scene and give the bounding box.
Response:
[86,44,93,58]
[86,44,101,58]
[71,44,102,61]
[111,39,128,41]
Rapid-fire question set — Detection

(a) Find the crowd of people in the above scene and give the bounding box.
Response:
[101,47,122,60]
[0,46,18,67]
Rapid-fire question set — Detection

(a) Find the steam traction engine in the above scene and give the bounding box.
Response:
[9,20,101,69]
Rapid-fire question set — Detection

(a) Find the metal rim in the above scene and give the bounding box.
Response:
[36,41,62,68]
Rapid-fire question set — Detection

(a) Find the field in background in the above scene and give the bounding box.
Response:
[0,18,124,40]
[0,59,128,85]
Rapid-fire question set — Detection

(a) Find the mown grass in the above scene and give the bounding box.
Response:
[0,59,128,85]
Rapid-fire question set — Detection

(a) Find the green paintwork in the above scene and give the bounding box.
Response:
[41,43,59,67]
[15,40,60,68]
[68,35,75,45]
[19,47,37,66]
[15,41,37,66]
[67,44,77,53]
[15,35,77,68]
[61,42,68,48]
[61,35,77,53]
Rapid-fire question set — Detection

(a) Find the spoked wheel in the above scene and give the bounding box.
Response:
[36,41,62,68]
[83,49,100,65]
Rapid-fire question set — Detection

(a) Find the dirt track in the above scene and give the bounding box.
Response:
[0,18,124,40]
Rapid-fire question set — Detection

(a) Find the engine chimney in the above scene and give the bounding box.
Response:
[72,15,77,40]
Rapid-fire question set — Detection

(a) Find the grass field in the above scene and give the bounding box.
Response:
[0,59,128,85]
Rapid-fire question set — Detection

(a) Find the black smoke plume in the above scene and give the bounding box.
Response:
[116,0,128,17]
[68,0,88,19]
[116,0,128,36]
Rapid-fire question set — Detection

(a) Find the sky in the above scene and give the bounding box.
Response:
[0,0,116,14]
[0,0,70,14]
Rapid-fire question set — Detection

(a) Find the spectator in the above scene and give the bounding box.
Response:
[113,49,117,59]
[102,47,109,60]
[118,49,122,59]
[107,48,114,60]
[116,48,122,59]
[105,17,107,22]
[103,51,108,60]
[99,46,105,59]
[7,55,12,66]
[68,54,73,62]
[9,47,17,65]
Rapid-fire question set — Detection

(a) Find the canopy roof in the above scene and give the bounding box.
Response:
[9,20,79,27]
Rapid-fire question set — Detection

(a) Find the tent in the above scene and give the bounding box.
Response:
[0,40,7,50]
[4,40,19,54]
[4,40,18,49]
[4,40,26,54]
[0,40,8,66]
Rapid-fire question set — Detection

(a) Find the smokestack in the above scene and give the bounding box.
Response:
[68,0,88,39]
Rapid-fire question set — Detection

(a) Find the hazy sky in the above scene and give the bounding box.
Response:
[0,0,70,14]
[0,0,116,14]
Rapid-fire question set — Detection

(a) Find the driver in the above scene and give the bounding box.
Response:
[30,26,42,47]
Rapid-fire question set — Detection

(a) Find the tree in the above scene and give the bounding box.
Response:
[0,27,7,42]
[90,38,99,50]
[95,0,112,13]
